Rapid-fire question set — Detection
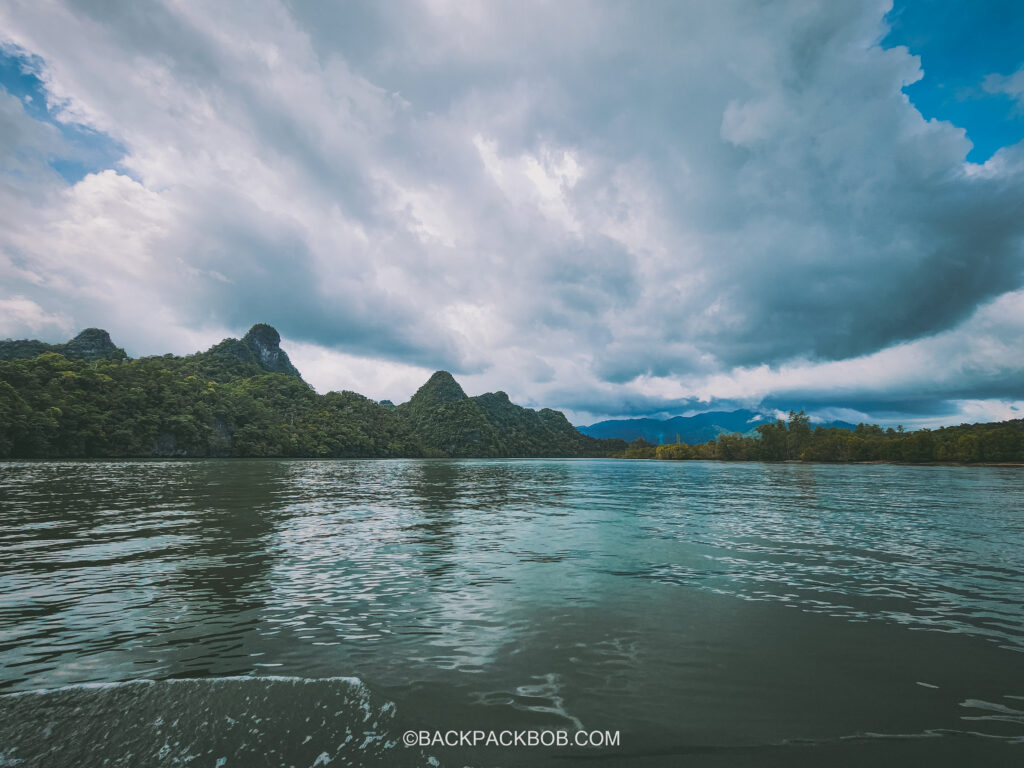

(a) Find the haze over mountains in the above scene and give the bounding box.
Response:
[579,412,857,446]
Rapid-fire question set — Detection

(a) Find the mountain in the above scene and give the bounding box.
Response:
[194,323,304,380]
[239,323,301,376]
[1,324,1020,463]
[0,328,127,362]
[395,372,611,458]
[396,371,501,457]
[579,410,856,445]
[0,325,621,459]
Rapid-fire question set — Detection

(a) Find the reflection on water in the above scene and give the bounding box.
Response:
[1,459,1022,766]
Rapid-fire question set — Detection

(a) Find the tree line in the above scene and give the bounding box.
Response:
[2,329,1020,463]
[619,410,1024,464]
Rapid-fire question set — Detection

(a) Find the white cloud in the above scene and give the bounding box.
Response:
[983,66,1024,109]
[578,289,1024,417]
[0,0,1021,424]
[0,295,71,338]
[284,340,434,402]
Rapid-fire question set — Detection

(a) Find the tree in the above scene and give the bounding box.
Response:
[786,410,812,459]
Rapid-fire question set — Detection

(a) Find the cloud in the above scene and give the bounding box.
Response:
[284,339,434,403]
[636,288,1024,406]
[983,65,1024,110]
[0,295,71,338]
[0,0,1022,425]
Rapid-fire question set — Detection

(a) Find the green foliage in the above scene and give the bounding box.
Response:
[11,327,1016,465]
[655,442,694,460]
[394,374,613,458]
[0,328,126,362]
[647,409,1024,464]
[622,438,657,459]
[0,337,622,459]
[0,349,424,459]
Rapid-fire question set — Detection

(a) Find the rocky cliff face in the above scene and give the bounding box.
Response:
[0,328,127,362]
[203,324,303,378]
[241,324,301,376]
[63,329,128,361]
[0,324,298,374]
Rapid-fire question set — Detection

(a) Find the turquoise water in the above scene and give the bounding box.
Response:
[0,459,1022,766]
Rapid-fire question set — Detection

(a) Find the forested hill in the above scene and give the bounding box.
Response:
[3,324,1021,463]
[396,371,597,458]
[0,328,127,362]
[0,324,621,459]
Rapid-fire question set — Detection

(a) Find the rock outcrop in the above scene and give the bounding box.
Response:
[204,324,302,378]
[242,324,301,376]
[63,329,128,361]
[0,328,127,362]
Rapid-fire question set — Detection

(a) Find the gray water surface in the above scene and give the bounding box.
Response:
[1,459,1022,766]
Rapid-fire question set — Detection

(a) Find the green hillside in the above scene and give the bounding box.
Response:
[0,325,621,459]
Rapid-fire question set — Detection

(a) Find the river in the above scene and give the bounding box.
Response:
[1,459,1021,766]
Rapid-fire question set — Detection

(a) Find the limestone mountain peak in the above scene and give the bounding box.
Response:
[65,328,127,361]
[241,323,300,376]
[409,370,467,406]
[0,327,126,362]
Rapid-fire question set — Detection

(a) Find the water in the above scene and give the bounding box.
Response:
[0,459,1022,766]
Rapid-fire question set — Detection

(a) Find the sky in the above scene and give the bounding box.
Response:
[0,0,1022,428]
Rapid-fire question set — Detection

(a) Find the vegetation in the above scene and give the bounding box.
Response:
[2,326,1021,463]
[617,411,1024,464]
[394,372,614,458]
[0,326,622,459]
[0,328,126,362]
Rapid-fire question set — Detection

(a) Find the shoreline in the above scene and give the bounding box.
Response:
[2,456,1022,467]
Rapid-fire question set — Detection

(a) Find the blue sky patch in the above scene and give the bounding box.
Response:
[883,0,1024,163]
[0,46,124,183]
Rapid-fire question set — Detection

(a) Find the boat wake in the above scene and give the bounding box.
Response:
[0,676,432,767]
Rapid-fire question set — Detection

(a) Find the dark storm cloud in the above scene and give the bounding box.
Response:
[1,0,1023,424]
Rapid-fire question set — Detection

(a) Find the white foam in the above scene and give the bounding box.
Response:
[0,675,367,698]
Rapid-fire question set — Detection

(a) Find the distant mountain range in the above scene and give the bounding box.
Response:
[579,410,856,445]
